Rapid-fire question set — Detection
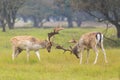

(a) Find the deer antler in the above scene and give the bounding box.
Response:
[48,27,64,41]
[68,34,78,43]
[56,45,72,53]
[68,38,77,43]
[54,26,64,32]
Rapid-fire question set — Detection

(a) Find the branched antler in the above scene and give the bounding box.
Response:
[68,38,77,43]
[56,45,72,53]
[48,27,64,41]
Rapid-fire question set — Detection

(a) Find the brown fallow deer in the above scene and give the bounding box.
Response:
[10,27,64,61]
[56,32,108,64]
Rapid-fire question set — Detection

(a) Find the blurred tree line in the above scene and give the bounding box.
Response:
[0,0,86,32]
[0,0,25,32]
[0,0,120,38]
[19,0,54,28]
[71,0,120,38]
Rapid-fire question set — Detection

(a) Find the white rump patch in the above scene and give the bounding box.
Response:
[96,34,101,43]
[101,34,103,42]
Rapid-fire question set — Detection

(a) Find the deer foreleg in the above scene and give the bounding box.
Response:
[79,48,84,64]
[12,46,18,61]
[26,49,30,62]
[35,51,40,61]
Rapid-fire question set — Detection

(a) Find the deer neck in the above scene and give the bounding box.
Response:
[37,40,48,48]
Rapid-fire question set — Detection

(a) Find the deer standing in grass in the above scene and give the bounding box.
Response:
[70,32,108,64]
[10,27,64,61]
[56,32,108,64]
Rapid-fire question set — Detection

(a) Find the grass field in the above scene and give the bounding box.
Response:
[0,27,120,80]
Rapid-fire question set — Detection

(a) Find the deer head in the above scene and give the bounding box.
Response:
[70,45,80,59]
[55,40,80,59]
[55,44,80,59]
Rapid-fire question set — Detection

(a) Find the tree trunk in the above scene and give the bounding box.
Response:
[110,21,120,38]
[33,20,39,27]
[76,13,82,27]
[8,22,14,29]
[22,16,28,22]
[2,24,6,32]
[32,16,39,27]
[39,22,43,27]
[1,20,6,32]
[116,26,120,38]
[76,20,82,27]
[6,15,14,29]
[67,17,73,28]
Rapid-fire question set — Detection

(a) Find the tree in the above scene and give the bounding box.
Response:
[73,11,82,27]
[19,0,54,27]
[6,0,25,29]
[0,0,25,31]
[54,0,73,27]
[71,0,120,38]
[0,0,7,32]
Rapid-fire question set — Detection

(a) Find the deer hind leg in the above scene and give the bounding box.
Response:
[35,50,40,61]
[86,49,90,64]
[100,43,108,63]
[93,46,99,64]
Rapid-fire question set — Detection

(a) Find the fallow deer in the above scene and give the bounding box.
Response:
[70,32,108,64]
[10,27,64,61]
[56,32,108,64]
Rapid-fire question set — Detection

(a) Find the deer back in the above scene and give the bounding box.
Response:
[79,32,100,48]
[11,36,47,50]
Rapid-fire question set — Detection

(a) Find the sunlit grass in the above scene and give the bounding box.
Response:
[0,27,119,80]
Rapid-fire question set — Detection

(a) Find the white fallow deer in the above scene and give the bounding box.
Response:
[10,27,64,61]
[69,32,108,64]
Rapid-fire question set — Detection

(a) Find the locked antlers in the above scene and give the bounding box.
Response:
[56,45,72,53]
[48,27,64,41]
[50,27,73,54]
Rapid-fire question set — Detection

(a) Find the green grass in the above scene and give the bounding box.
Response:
[0,27,120,80]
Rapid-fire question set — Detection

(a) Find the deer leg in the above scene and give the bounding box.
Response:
[93,46,99,64]
[35,50,40,61]
[100,43,108,63]
[86,49,90,64]
[18,48,23,54]
[26,49,30,62]
[80,52,82,64]
[12,48,15,61]
[12,46,18,61]
[14,48,22,57]
[79,48,84,64]
[14,50,19,57]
